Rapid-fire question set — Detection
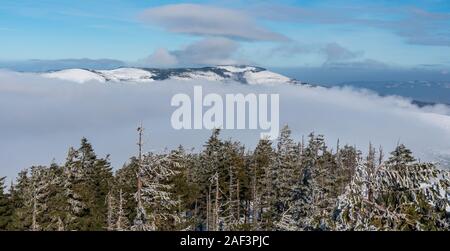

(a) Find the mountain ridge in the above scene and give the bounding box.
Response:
[36,65,450,108]
[41,65,301,85]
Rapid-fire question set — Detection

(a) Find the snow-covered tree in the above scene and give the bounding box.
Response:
[2,131,450,231]
[272,126,300,230]
[29,166,51,231]
[335,144,450,230]
[115,189,129,231]
[290,133,324,230]
[252,138,275,230]
[199,129,226,231]
[115,157,138,228]
[62,147,87,230]
[133,153,181,230]
[106,191,116,231]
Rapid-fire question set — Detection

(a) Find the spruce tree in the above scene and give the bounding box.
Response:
[0,177,12,230]
[290,133,317,230]
[275,126,299,206]
[1,128,449,231]
[272,125,300,230]
[336,144,450,230]
[62,147,87,230]
[10,170,32,230]
[252,138,275,230]
[199,129,225,231]
[115,189,130,231]
[167,146,199,230]
[136,153,181,230]
[86,155,113,230]
[45,162,67,231]
[29,166,51,231]
[115,157,138,227]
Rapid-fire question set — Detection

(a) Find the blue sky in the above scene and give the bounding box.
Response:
[1,0,450,70]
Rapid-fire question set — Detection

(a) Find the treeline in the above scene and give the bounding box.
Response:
[0,126,449,231]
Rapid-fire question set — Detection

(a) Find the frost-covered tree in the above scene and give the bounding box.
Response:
[219,140,248,230]
[44,162,68,231]
[335,144,450,230]
[59,138,114,230]
[251,138,275,230]
[271,126,301,230]
[167,146,200,230]
[199,129,225,231]
[2,131,450,231]
[115,157,138,227]
[62,147,87,230]
[105,188,129,231]
[290,133,323,230]
[115,189,129,231]
[134,153,181,230]
[106,191,116,231]
[334,159,377,230]
[29,166,51,231]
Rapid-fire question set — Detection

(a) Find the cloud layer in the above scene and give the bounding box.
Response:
[1,71,450,180]
[252,4,450,47]
[140,4,287,42]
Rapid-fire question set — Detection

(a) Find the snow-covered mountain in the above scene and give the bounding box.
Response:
[41,65,300,85]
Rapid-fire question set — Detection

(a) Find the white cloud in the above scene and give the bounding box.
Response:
[251,4,450,47]
[267,42,365,65]
[139,37,241,67]
[172,37,240,66]
[138,48,179,68]
[322,43,363,62]
[1,70,450,180]
[139,4,288,41]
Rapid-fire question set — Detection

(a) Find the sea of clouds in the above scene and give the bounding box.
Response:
[1,70,450,179]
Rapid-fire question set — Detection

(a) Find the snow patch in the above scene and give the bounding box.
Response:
[97,68,154,83]
[171,71,225,82]
[217,65,258,73]
[244,70,292,85]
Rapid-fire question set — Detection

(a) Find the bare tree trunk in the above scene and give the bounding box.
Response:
[214,172,220,231]
[229,166,234,227]
[106,191,114,231]
[245,200,248,224]
[207,184,211,231]
[137,125,144,210]
[194,199,198,230]
[32,194,37,231]
[116,189,126,231]
[236,179,240,223]
[57,217,64,231]
[252,164,258,228]
[378,146,384,166]
[264,163,273,229]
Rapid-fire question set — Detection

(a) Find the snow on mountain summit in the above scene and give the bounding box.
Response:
[216,65,259,73]
[97,68,154,82]
[42,69,106,84]
[40,65,299,85]
[243,70,292,85]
